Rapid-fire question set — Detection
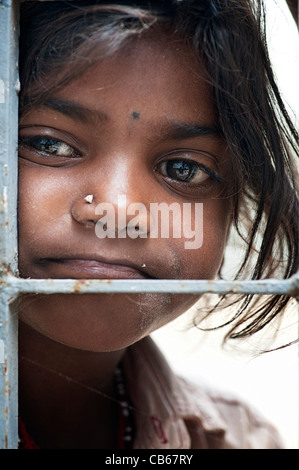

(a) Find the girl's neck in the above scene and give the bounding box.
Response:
[18,321,125,449]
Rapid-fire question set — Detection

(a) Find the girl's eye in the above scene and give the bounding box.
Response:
[18,136,78,158]
[156,159,216,185]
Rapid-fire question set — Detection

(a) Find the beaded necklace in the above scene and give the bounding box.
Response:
[115,364,135,449]
[19,362,135,449]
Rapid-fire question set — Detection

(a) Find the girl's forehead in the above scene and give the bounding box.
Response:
[21,20,214,127]
[51,30,214,123]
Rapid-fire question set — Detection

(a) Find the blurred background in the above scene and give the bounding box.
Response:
[152,0,299,449]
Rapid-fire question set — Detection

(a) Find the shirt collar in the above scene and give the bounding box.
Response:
[123,336,227,449]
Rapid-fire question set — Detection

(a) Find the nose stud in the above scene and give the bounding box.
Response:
[84,194,94,204]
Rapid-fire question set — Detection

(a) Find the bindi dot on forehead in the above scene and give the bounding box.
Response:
[131,111,140,119]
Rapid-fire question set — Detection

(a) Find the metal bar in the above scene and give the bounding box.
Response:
[0,0,19,450]
[1,272,298,297]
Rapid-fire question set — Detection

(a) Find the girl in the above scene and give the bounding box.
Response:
[17,0,298,449]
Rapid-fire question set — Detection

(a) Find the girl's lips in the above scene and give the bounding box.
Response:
[40,258,150,280]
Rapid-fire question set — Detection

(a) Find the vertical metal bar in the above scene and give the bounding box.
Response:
[0,0,19,449]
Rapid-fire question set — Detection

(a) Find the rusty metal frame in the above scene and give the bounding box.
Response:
[0,0,19,450]
[1,274,299,296]
[0,0,298,449]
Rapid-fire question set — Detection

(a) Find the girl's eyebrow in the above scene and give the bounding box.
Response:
[43,99,108,124]
[42,99,222,140]
[159,121,223,140]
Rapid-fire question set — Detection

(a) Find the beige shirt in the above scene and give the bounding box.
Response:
[123,337,283,449]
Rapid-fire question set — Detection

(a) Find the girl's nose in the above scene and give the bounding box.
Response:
[71,194,98,229]
[71,192,151,238]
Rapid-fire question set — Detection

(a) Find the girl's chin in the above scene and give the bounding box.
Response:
[18,291,191,352]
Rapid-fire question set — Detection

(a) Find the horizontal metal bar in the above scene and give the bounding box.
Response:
[1,272,298,297]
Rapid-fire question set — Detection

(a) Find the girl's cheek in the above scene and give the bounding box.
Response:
[18,166,68,258]
[180,198,231,276]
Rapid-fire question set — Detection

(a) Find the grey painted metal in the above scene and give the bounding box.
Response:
[0,273,299,297]
[0,0,19,450]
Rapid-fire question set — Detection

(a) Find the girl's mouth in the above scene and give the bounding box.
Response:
[39,258,151,280]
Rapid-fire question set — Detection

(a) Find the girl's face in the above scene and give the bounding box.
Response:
[18,30,232,352]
